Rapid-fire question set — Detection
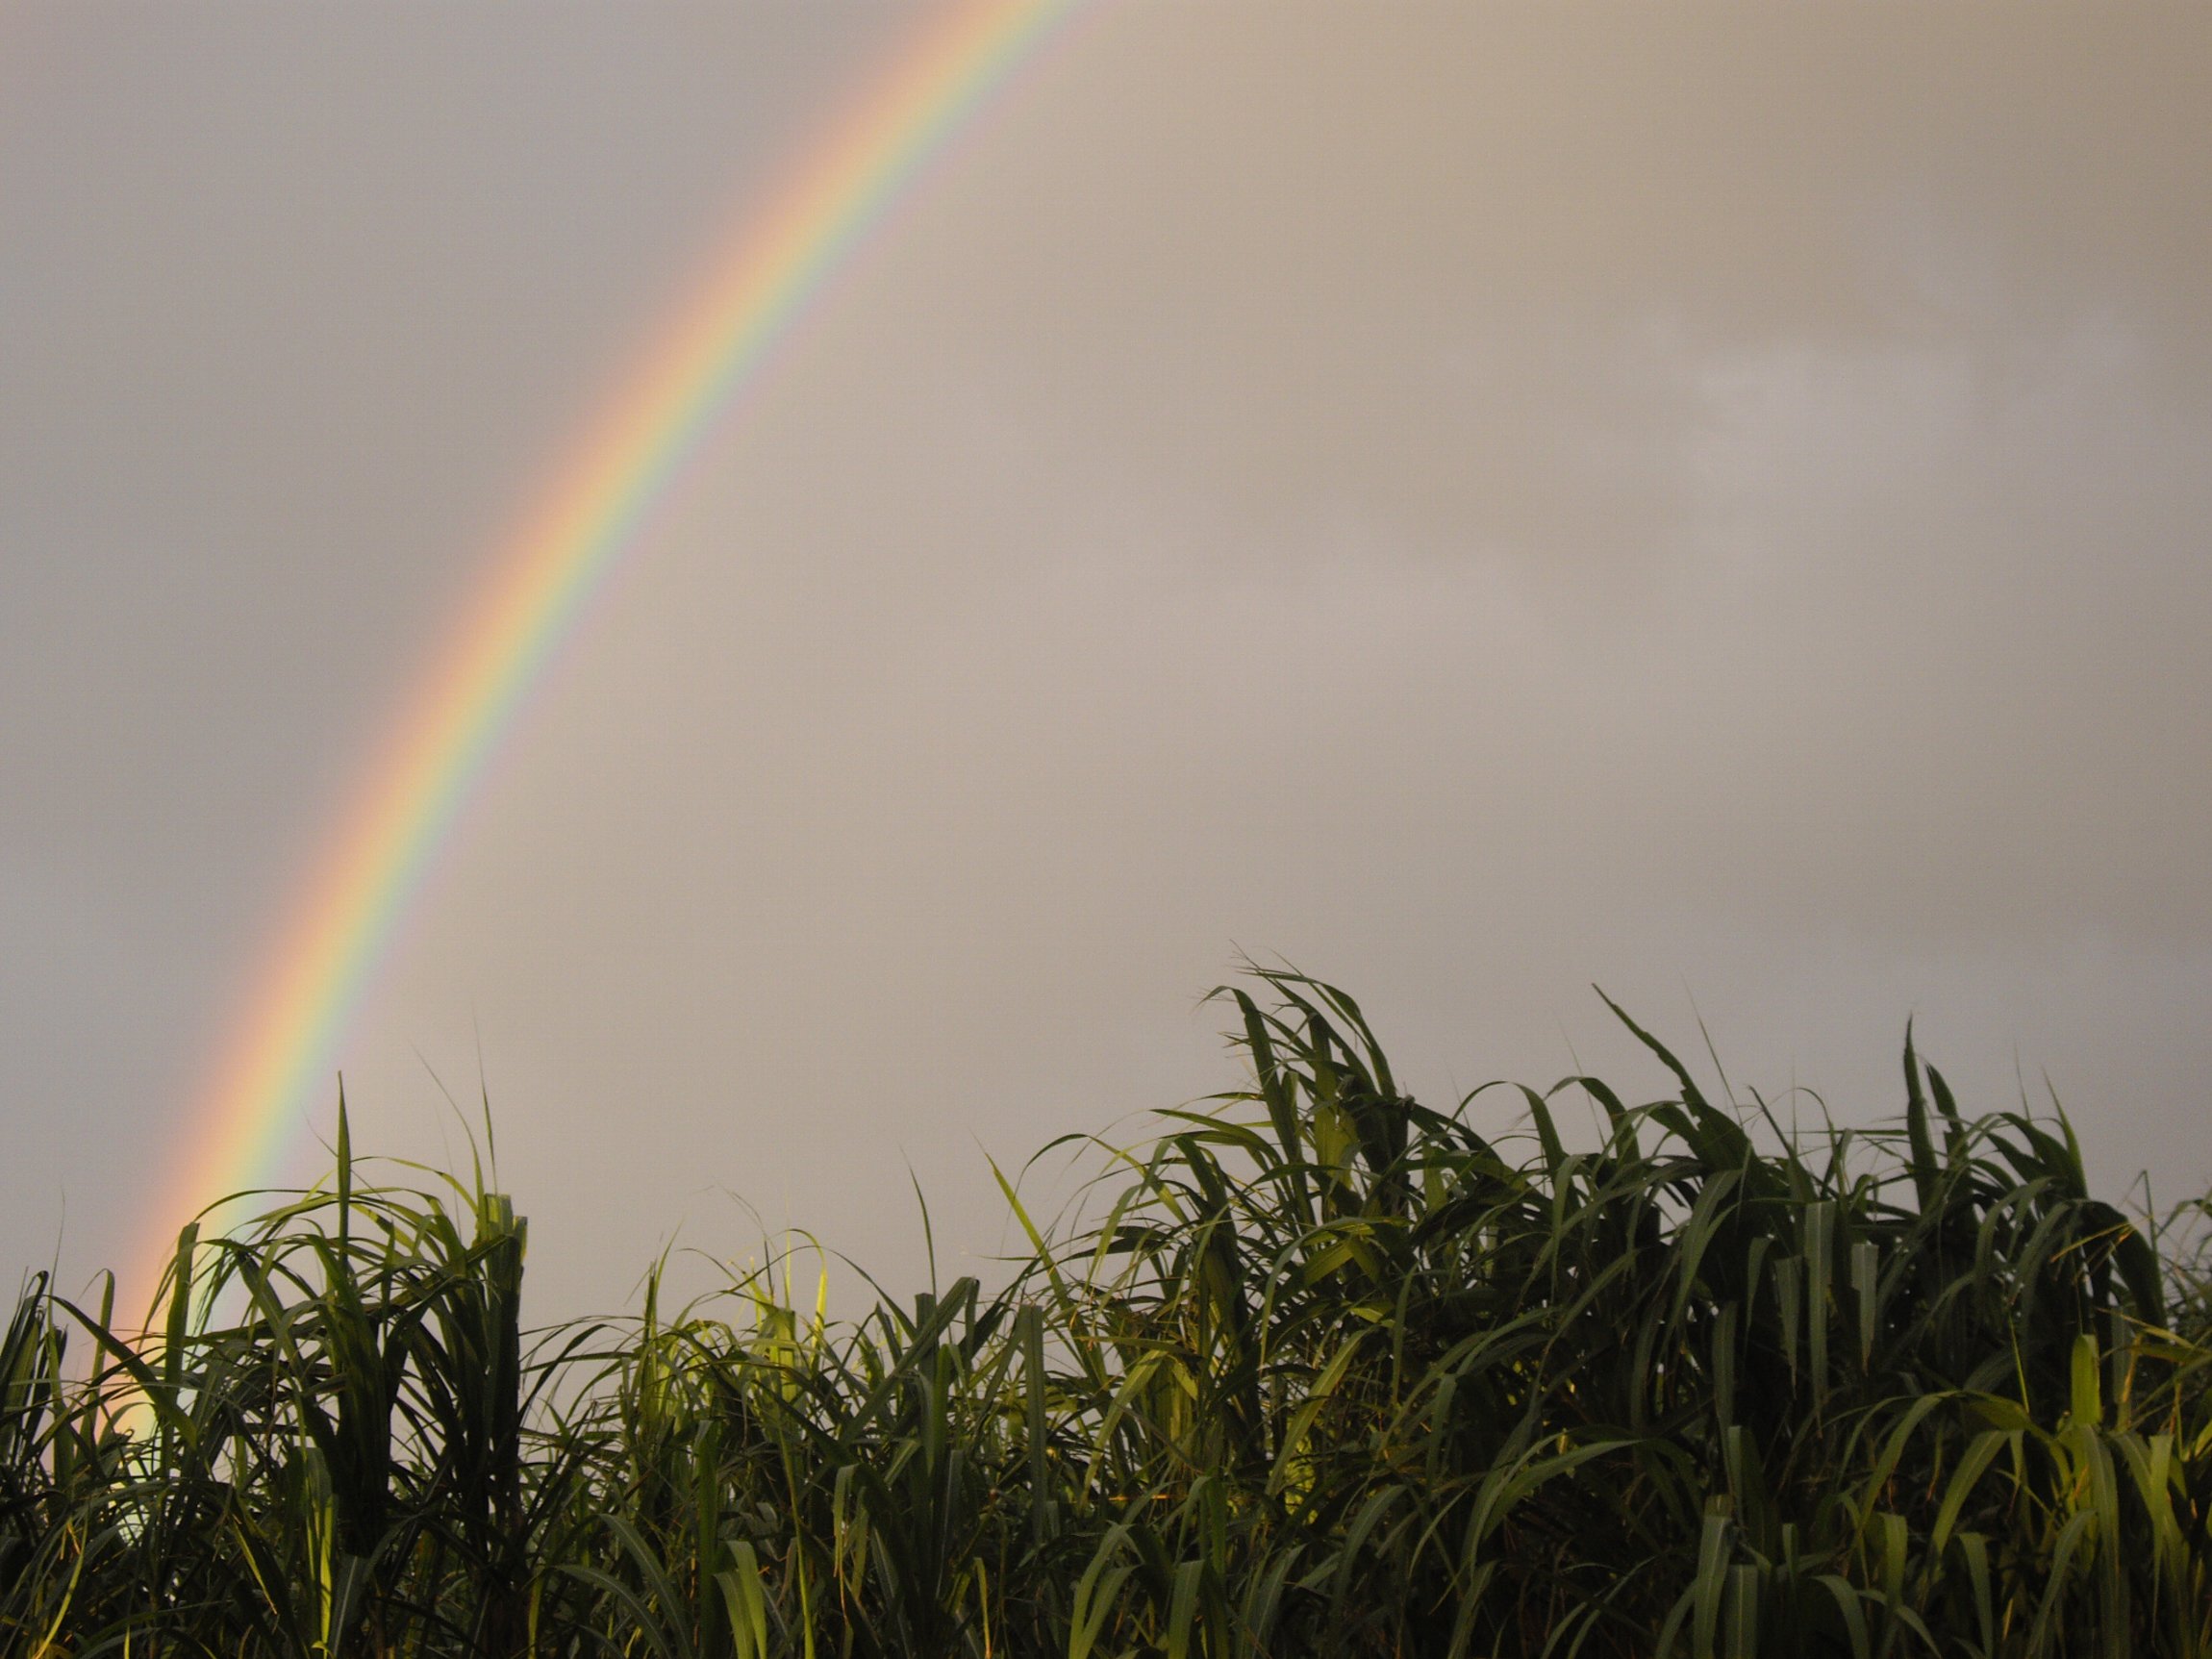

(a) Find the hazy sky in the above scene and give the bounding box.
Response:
[5,3,2209,1318]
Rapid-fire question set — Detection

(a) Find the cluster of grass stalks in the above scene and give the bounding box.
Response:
[5,970,2210,1657]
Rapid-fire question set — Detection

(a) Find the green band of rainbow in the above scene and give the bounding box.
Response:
[140,0,1081,1296]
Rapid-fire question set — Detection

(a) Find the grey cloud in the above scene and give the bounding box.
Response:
[3,2,2207,1312]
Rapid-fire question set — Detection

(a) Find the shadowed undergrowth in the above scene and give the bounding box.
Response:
[4,970,2209,1656]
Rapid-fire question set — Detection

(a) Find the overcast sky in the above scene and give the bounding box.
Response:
[4,2,2209,1318]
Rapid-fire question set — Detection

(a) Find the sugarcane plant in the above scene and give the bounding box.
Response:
[1,969,2206,1657]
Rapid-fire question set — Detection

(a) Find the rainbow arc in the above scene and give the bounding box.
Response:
[139,0,1081,1299]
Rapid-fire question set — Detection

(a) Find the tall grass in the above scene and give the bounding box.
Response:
[4,970,2207,1656]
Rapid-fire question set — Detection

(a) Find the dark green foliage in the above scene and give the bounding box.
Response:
[3,971,2208,1656]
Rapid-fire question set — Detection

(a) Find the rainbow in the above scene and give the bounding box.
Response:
[138,0,1083,1297]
